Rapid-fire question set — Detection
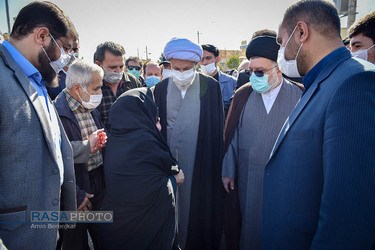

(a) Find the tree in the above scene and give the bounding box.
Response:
[226,55,240,69]
[159,52,165,63]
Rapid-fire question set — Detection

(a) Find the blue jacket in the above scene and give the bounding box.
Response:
[263,48,375,249]
[218,71,236,114]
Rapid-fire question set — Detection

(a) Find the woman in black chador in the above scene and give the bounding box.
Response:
[100,87,184,250]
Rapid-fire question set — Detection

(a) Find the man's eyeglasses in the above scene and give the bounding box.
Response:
[127,66,141,71]
[56,38,73,53]
[249,65,277,77]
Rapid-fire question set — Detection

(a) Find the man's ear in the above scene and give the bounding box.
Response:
[72,83,82,97]
[296,21,309,44]
[35,27,50,46]
[217,56,221,63]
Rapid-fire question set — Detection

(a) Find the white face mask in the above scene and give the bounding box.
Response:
[277,25,303,78]
[41,34,73,74]
[103,69,123,84]
[162,69,171,78]
[66,52,79,68]
[79,87,102,109]
[352,44,375,61]
[171,68,196,87]
[201,62,217,75]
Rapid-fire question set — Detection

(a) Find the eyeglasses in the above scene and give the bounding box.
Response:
[127,66,141,71]
[53,36,73,53]
[249,65,277,77]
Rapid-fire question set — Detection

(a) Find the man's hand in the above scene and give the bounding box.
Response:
[88,129,106,154]
[222,176,235,193]
[77,193,94,211]
[174,170,184,186]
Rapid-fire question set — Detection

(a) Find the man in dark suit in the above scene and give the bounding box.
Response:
[0,2,77,249]
[263,1,375,249]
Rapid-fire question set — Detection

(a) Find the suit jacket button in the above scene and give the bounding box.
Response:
[52,168,59,175]
[52,200,59,206]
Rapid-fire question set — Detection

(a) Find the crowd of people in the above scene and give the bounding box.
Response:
[0,1,375,250]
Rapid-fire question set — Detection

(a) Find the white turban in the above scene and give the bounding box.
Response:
[163,38,203,62]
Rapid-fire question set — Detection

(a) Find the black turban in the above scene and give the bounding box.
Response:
[245,36,280,62]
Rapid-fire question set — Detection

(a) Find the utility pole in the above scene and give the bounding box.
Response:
[197,31,202,44]
[137,48,139,59]
[145,46,148,61]
[5,0,11,33]
[347,0,357,28]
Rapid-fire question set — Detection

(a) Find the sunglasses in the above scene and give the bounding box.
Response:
[249,65,277,77]
[127,66,141,71]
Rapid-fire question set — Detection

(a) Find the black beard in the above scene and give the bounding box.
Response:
[38,42,59,88]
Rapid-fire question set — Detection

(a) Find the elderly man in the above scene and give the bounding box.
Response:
[200,44,236,115]
[153,38,224,250]
[54,60,106,250]
[348,11,375,63]
[222,32,302,250]
[143,61,162,87]
[263,1,375,249]
[94,42,141,130]
[0,2,77,249]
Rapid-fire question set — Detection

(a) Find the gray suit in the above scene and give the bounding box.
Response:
[0,44,76,249]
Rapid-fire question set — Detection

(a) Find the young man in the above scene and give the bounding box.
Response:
[94,42,141,130]
[125,56,144,85]
[0,2,78,249]
[200,44,236,115]
[348,11,375,63]
[263,1,375,248]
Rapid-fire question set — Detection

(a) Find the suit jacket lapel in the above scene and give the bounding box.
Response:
[269,49,351,158]
[1,46,58,164]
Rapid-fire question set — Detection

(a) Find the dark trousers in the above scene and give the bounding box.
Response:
[58,166,105,250]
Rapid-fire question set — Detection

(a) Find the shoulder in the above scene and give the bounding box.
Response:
[124,72,141,86]
[53,91,66,110]
[340,57,375,75]
[334,67,375,94]
[199,73,219,86]
[283,78,304,93]
[0,45,17,76]
[219,71,236,83]
[54,91,74,118]
[233,82,252,99]
[325,57,375,95]
[153,78,169,102]
[154,77,169,92]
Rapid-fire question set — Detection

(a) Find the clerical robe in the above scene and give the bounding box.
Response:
[222,79,302,250]
[154,73,224,250]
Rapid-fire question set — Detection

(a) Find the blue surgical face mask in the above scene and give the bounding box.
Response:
[249,68,279,93]
[145,75,161,87]
[128,69,140,79]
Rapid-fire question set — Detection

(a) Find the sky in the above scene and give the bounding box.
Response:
[1,0,375,62]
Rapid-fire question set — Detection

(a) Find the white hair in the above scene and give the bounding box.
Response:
[65,59,104,90]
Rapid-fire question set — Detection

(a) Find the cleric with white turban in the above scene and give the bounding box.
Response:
[153,37,225,250]
[164,38,202,62]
